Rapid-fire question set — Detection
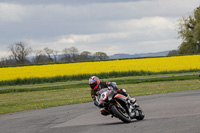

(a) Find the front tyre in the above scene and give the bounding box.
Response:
[111,105,131,123]
[135,109,145,120]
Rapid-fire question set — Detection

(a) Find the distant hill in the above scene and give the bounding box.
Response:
[109,50,170,59]
[27,50,171,62]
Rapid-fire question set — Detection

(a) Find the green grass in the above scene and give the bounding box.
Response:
[122,80,200,96]
[0,73,198,94]
[0,83,88,94]
[0,73,199,115]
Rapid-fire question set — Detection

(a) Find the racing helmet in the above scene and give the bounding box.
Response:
[89,76,100,90]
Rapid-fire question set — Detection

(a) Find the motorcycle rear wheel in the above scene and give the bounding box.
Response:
[111,105,131,123]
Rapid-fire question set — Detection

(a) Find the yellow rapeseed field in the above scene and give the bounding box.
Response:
[0,55,200,81]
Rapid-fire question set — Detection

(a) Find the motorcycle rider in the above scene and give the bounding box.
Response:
[89,76,136,116]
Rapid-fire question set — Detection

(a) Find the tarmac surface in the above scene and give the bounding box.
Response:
[0,89,200,133]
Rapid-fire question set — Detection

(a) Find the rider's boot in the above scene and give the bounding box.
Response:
[134,110,140,117]
[128,95,136,104]
[121,89,136,104]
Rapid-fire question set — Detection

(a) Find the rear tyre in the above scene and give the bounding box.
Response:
[111,105,131,123]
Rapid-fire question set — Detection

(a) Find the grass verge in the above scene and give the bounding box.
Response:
[0,74,198,94]
[0,77,199,115]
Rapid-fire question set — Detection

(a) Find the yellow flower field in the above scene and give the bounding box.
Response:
[0,55,200,81]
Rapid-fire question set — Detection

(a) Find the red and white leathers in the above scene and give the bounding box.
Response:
[90,80,135,115]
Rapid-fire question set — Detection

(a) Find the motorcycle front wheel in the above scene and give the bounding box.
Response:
[111,105,131,123]
[135,109,145,120]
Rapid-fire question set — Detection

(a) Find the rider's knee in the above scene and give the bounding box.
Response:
[100,108,110,116]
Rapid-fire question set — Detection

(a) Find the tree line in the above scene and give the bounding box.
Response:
[0,42,109,66]
[168,6,200,56]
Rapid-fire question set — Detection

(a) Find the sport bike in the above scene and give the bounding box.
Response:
[97,88,145,123]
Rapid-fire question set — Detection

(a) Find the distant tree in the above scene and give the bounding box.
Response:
[80,51,92,61]
[8,42,32,64]
[0,57,15,66]
[178,6,200,54]
[62,48,71,62]
[52,50,59,62]
[62,47,79,62]
[93,52,108,60]
[0,57,6,66]
[167,50,178,56]
[69,47,79,62]
[33,50,49,64]
[44,47,58,62]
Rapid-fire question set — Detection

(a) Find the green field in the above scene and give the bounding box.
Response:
[0,73,199,115]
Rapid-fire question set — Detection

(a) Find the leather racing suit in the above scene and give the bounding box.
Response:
[91,81,133,116]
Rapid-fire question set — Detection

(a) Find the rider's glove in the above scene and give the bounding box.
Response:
[107,81,118,90]
[94,101,99,106]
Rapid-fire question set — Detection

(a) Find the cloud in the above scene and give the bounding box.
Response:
[27,15,180,55]
[2,0,140,5]
[0,3,27,22]
[1,0,198,23]
[0,0,199,57]
[0,51,10,58]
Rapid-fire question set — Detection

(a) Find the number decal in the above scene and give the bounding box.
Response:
[100,91,107,101]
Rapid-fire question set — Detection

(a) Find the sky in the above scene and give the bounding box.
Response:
[0,0,199,58]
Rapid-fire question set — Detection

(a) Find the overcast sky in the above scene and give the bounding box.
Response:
[0,0,199,58]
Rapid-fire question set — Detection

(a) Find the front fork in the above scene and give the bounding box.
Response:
[114,99,133,118]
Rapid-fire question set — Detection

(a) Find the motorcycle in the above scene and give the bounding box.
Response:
[96,88,145,123]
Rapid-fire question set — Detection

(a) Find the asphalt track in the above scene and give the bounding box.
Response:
[0,89,200,133]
